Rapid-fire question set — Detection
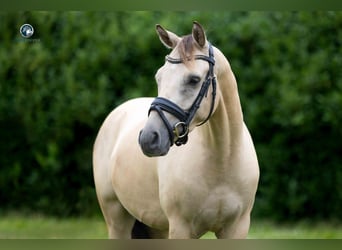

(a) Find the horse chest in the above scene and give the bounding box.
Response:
[160,168,242,232]
[196,188,242,230]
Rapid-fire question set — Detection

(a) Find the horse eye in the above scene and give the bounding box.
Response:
[188,75,201,85]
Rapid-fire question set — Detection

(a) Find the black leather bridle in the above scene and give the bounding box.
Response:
[148,43,217,146]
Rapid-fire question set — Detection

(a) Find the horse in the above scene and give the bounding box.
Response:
[93,21,259,239]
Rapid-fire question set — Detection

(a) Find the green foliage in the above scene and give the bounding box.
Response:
[209,12,342,221]
[0,12,341,220]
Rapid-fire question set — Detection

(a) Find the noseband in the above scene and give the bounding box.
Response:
[148,43,217,146]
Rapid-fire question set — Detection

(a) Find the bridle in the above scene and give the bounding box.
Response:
[148,43,217,146]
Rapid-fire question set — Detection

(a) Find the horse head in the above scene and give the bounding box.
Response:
[139,22,218,157]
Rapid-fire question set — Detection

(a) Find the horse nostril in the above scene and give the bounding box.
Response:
[150,131,160,147]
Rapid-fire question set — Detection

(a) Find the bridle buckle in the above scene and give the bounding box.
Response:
[173,121,189,140]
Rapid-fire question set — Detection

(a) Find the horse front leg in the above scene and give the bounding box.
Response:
[168,218,199,239]
[168,225,192,239]
[215,213,251,239]
[98,195,136,239]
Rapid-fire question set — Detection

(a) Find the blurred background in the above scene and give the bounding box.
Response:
[0,12,341,224]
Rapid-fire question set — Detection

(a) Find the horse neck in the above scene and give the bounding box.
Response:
[204,49,244,155]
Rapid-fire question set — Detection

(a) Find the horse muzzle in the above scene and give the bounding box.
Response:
[138,120,171,157]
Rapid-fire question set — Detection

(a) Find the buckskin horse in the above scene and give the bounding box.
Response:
[93,21,259,239]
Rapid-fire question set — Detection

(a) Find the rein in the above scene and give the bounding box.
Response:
[148,43,217,146]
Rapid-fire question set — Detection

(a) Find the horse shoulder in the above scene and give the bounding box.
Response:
[94,98,151,158]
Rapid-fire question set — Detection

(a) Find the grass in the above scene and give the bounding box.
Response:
[0,214,341,239]
[0,214,107,239]
[248,220,342,239]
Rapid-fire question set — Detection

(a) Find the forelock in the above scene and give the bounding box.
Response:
[178,35,195,63]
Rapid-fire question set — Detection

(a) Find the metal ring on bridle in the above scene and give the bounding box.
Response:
[173,122,189,139]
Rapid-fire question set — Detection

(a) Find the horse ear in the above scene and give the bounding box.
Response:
[156,24,180,49]
[192,21,207,48]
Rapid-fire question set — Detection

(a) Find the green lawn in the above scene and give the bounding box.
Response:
[0,214,341,239]
[0,214,107,239]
